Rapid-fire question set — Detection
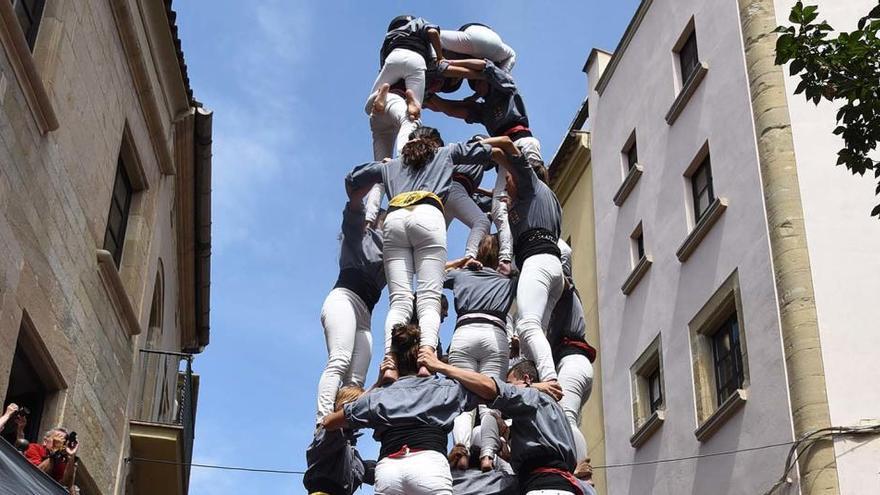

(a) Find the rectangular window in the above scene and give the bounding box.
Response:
[630,222,645,266]
[103,158,133,267]
[689,271,749,441]
[2,343,47,444]
[711,315,744,405]
[635,232,645,261]
[648,367,663,414]
[11,0,46,51]
[2,317,64,445]
[626,140,638,171]
[678,29,699,85]
[630,334,664,447]
[690,155,714,222]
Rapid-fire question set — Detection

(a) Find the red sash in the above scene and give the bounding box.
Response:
[531,467,584,495]
[502,124,531,136]
[562,338,597,363]
[385,444,425,459]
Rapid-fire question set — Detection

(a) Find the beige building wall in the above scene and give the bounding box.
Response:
[773,1,880,493]
[552,131,607,493]
[0,1,209,493]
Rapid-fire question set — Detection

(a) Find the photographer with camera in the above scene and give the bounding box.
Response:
[0,403,29,451]
[24,427,78,491]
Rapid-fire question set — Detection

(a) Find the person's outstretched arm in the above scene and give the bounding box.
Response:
[424,95,474,120]
[419,349,498,401]
[447,58,488,72]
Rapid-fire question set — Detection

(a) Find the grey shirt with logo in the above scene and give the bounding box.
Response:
[506,154,562,240]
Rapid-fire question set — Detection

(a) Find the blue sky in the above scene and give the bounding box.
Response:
[172,1,638,493]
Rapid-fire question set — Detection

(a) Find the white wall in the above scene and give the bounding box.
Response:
[774,1,880,493]
[589,0,794,493]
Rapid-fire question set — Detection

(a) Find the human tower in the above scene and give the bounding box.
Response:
[304,15,598,495]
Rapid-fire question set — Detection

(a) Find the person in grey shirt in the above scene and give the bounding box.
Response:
[314,199,385,424]
[481,137,564,384]
[452,465,519,495]
[418,351,583,495]
[445,234,517,471]
[548,283,597,468]
[305,386,374,495]
[345,126,497,383]
[323,323,480,495]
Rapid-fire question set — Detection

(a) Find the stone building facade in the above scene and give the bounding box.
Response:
[549,1,880,494]
[0,1,211,494]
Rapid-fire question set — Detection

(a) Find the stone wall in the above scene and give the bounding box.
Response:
[0,1,187,493]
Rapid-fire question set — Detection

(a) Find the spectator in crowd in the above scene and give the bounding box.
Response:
[24,427,78,491]
[0,403,28,450]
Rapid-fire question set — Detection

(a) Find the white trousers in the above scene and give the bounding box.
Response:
[383,204,447,352]
[375,450,452,495]
[365,48,426,114]
[557,353,594,461]
[440,25,516,73]
[491,136,544,262]
[365,92,420,223]
[444,181,491,259]
[315,288,373,423]
[526,491,576,495]
[448,322,509,458]
[516,254,564,382]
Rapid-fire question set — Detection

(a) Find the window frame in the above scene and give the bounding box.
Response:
[647,366,663,414]
[710,315,745,405]
[625,139,638,172]
[688,271,750,441]
[677,29,700,86]
[630,334,665,448]
[103,158,134,268]
[690,155,715,222]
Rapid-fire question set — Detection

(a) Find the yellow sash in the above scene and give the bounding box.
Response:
[388,191,443,211]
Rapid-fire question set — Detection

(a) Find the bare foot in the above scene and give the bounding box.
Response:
[480,455,494,472]
[372,83,390,115]
[405,89,421,121]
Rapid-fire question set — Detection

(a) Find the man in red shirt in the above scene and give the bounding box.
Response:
[24,427,78,490]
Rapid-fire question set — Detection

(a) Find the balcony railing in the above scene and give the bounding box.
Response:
[132,349,197,488]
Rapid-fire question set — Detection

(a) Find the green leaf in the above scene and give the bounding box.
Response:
[790,58,806,75]
[869,4,880,19]
[871,203,880,218]
[790,1,804,24]
[803,5,819,24]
